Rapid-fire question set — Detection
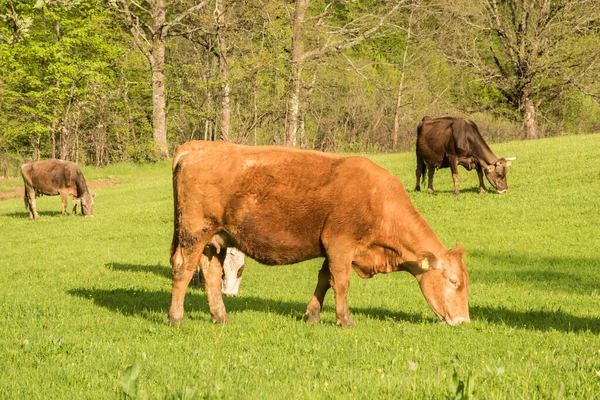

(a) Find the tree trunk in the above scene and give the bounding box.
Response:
[392,10,412,152]
[216,0,230,141]
[51,122,57,159]
[150,1,169,157]
[284,0,309,147]
[521,85,538,139]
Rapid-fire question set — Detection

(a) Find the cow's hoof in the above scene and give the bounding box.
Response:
[453,191,460,196]
[478,188,486,194]
[212,315,231,324]
[336,317,356,328]
[427,189,434,194]
[305,310,321,324]
[168,315,184,327]
[414,187,421,192]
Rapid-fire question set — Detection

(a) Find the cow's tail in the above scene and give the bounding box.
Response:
[170,160,184,272]
[23,186,30,209]
[21,165,30,210]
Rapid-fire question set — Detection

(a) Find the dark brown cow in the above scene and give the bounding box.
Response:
[169,141,470,327]
[415,116,516,195]
[21,160,95,219]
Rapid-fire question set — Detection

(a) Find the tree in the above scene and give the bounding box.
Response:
[108,0,210,157]
[440,0,600,139]
[283,0,406,146]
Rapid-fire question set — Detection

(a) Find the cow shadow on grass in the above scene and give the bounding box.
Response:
[106,263,171,280]
[67,287,599,333]
[420,187,486,195]
[67,287,427,325]
[4,210,63,218]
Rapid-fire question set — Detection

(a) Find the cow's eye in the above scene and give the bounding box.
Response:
[449,276,459,288]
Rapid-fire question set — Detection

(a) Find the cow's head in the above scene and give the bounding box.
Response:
[415,245,470,326]
[221,248,245,296]
[80,192,95,217]
[484,157,516,194]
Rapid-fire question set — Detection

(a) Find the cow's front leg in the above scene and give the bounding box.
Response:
[168,243,205,326]
[450,158,460,195]
[71,197,79,215]
[305,260,331,324]
[60,191,68,216]
[328,257,355,327]
[476,167,486,194]
[201,247,230,323]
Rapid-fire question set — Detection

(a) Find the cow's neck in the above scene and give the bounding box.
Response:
[385,202,447,264]
[74,173,89,197]
[473,138,499,166]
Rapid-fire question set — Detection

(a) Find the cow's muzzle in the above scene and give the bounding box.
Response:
[85,215,94,218]
[445,316,470,326]
[497,189,507,194]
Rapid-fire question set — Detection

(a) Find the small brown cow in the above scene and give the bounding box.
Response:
[21,159,95,219]
[415,116,516,195]
[169,141,470,327]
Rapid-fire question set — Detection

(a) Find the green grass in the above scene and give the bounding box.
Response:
[1,136,599,399]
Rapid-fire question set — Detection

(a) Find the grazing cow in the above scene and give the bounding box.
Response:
[169,141,470,327]
[415,116,516,195]
[21,159,95,219]
[191,247,246,296]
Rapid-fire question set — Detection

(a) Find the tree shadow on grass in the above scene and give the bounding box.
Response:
[470,250,600,294]
[471,305,599,334]
[67,287,599,333]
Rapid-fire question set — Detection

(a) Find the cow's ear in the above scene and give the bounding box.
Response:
[92,193,96,198]
[417,252,439,271]
[504,157,516,167]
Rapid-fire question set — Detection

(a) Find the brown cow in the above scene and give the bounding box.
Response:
[415,116,516,195]
[169,141,470,327]
[21,159,95,219]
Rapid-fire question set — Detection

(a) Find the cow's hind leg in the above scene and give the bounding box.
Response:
[305,260,331,324]
[449,157,460,195]
[415,154,424,192]
[26,188,39,220]
[426,165,436,194]
[168,239,209,326]
[200,246,230,323]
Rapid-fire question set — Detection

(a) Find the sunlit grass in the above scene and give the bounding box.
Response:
[1,137,599,399]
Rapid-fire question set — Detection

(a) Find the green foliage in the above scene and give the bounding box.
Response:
[0,0,599,166]
[119,354,145,399]
[1,137,600,398]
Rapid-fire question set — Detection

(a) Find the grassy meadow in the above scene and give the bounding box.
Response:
[0,135,599,399]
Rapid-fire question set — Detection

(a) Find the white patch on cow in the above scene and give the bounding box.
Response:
[221,248,245,296]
